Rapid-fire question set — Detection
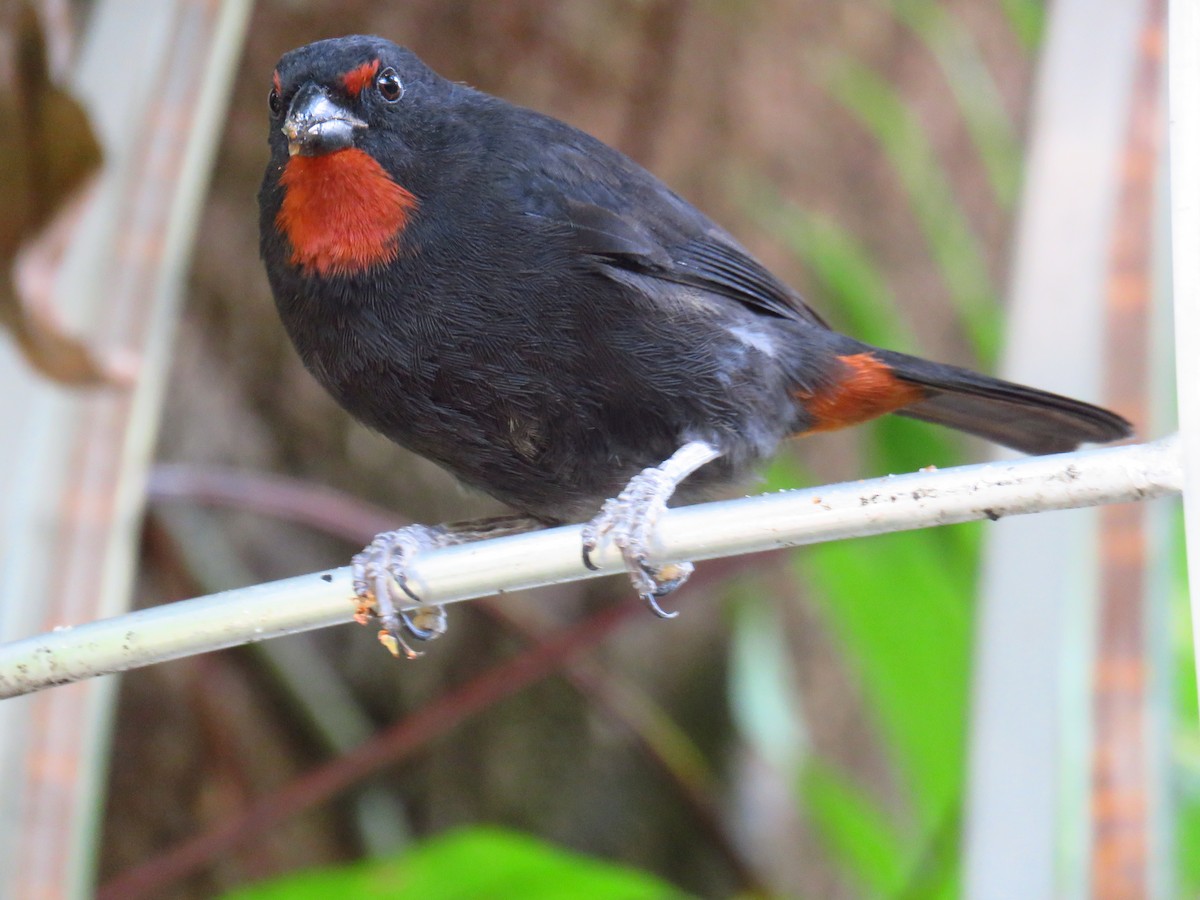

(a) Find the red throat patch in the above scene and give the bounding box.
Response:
[276,148,418,277]
[797,353,926,432]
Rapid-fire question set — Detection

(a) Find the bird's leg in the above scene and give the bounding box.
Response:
[352,514,543,658]
[581,440,722,618]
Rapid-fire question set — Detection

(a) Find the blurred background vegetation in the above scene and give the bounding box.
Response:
[0,0,1189,897]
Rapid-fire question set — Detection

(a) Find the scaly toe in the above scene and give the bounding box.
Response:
[352,525,455,656]
[582,466,696,616]
[378,628,422,660]
[580,498,620,570]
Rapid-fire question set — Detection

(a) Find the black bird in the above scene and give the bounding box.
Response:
[258,35,1131,656]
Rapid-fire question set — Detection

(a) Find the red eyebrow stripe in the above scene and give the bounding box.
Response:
[272,69,281,93]
[342,59,381,96]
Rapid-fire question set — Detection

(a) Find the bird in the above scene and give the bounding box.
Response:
[258,35,1131,658]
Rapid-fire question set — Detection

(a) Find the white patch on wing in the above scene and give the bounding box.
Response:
[726,325,777,358]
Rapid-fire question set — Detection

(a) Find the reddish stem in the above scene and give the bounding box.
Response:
[98,596,643,900]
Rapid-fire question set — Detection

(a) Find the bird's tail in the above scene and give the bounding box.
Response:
[873,347,1132,455]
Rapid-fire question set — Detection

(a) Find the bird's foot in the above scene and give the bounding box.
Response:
[351,515,544,658]
[352,524,453,659]
[581,441,721,618]
[581,468,694,617]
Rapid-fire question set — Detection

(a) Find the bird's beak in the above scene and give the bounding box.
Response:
[282,84,367,157]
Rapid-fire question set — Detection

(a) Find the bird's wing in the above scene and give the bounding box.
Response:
[513,130,830,329]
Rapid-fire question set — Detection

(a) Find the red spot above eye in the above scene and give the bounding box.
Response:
[272,69,281,94]
[342,59,381,97]
[276,148,418,277]
[796,353,926,432]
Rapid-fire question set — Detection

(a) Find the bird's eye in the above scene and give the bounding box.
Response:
[376,68,403,102]
[268,87,282,117]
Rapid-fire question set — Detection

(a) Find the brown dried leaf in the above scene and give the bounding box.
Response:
[0,1,125,387]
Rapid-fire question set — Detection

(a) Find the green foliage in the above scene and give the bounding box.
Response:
[824,57,1001,365]
[1172,509,1200,897]
[760,444,975,894]
[737,23,1020,881]
[1000,0,1047,50]
[748,8,1194,894]
[1179,782,1200,899]
[222,827,689,900]
[799,763,910,896]
[752,198,981,561]
[886,0,1023,210]
[800,527,972,831]
[754,201,917,353]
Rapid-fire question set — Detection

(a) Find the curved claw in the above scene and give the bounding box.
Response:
[581,542,600,571]
[396,577,424,605]
[399,609,439,642]
[642,592,680,619]
[373,565,422,658]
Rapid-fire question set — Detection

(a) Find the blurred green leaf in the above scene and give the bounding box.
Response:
[825,58,1000,364]
[1179,803,1200,900]
[748,186,977,881]
[741,196,981,565]
[799,762,909,895]
[222,827,689,900]
[760,443,973,892]
[1000,0,1046,50]
[800,530,971,828]
[885,0,1023,209]
[748,198,917,353]
[1172,506,1200,896]
[736,17,1026,896]
[862,416,981,566]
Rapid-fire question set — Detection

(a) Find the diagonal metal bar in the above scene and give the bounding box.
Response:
[0,437,1182,701]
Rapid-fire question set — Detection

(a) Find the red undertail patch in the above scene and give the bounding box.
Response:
[276,148,418,277]
[797,353,926,432]
[342,59,381,97]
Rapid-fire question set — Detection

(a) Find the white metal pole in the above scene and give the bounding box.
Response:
[964,3,1146,896]
[0,438,1181,700]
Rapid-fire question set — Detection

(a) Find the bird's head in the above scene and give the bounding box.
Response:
[262,36,448,278]
[268,35,448,163]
